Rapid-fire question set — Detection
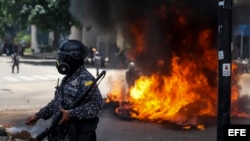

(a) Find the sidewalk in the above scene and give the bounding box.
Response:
[20,53,56,66]
[19,53,125,69]
[20,57,56,66]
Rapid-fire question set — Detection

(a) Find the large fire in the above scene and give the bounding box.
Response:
[67,0,250,131]
[105,1,250,129]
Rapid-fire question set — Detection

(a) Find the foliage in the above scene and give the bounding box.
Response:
[0,0,27,39]
[20,0,81,34]
[21,0,82,49]
[13,31,31,48]
[0,0,81,48]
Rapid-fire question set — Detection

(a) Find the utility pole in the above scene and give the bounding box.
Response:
[217,0,233,141]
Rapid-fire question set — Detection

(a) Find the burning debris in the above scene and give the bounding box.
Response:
[70,0,250,129]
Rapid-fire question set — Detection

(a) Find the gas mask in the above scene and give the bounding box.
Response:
[56,50,83,75]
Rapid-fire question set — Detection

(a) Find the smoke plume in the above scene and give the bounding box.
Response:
[70,0,218,75]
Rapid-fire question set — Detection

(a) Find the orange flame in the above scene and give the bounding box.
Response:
[106,2,250,128]
[129,54,217,124]
[106,27,249,126]
[106,79,126,103]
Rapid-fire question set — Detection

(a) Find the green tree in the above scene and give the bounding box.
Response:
[14,31,31,48]
[0,0,81,49]
[21,0,81,49]
[0,0,27,40]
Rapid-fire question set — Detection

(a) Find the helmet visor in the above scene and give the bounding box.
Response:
[57,51,82,60]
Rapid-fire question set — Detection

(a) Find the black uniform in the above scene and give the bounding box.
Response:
[125,65,140,88]
[36,66,102,141]
[12,53,19,73]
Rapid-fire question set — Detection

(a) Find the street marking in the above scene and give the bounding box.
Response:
[31,75,50,80]
[17,76,35,81]
[1,74,62,83]
[3,77,21,82]
[44,74,59,79]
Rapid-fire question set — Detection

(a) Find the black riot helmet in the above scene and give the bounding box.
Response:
[56,39,89,75]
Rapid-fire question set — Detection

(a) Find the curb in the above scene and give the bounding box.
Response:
[20,54,56,66]
[20,59,56,66]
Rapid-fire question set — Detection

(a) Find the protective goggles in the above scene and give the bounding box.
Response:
[57,51,83,60]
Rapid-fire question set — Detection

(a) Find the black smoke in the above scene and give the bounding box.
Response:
[233,3,250,25]
[70,0,218,75]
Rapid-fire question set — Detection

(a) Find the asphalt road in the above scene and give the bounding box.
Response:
[0,108,218,141]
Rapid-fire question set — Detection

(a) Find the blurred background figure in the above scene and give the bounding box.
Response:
[125,62,140,88]
[89,46,95,65]
[242,58,250,73]
[11,52,20,73]
[94,51,101,76]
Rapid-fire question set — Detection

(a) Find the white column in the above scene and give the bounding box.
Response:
[31,25,39,54]
[116,28,125,52]
[48,31,54,46]
[69,26,82,41]
[240,31,243,59]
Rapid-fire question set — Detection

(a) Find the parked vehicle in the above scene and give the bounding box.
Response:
[0,42,14,56]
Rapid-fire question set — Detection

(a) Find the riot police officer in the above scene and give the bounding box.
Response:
[25,40,103,141]
[125,62,140,88]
